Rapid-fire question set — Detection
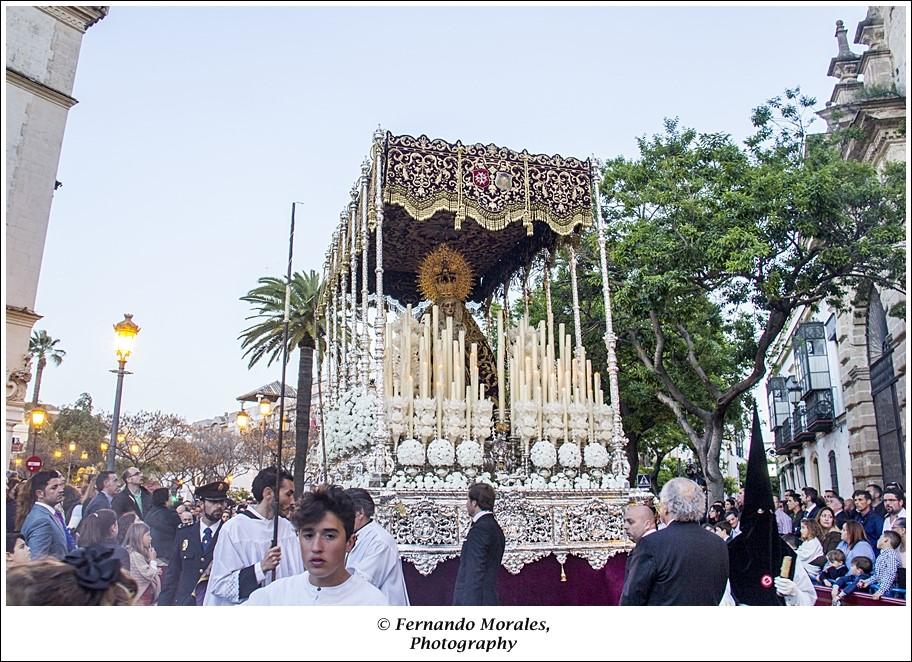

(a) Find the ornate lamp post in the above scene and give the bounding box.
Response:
[107,313,140,471]
[28,405,47,456]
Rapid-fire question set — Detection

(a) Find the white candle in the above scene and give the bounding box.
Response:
[497,310,505,422]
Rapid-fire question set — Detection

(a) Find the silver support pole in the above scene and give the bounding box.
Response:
[590,159,628,480]
[360,158,371,395]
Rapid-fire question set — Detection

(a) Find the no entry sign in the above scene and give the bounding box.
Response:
[26,456,43,473]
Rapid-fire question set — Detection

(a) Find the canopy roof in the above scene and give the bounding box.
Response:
[325,131,595,307]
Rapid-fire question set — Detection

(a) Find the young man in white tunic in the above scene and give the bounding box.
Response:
[204,467,303,605]
[244,485,388,606]
[344,488,410,606]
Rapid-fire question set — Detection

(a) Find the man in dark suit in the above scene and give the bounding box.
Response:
[620,477,729,605]
[112,467,152,520]
[83,471,120,519]
[20,471,71,560]
[452,483,505,606]
[159,480,229,606]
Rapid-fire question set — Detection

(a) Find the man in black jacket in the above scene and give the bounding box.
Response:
[621,477,729,605]
[159,480,229,606]
[452,483,505,606]
[145,488,181,564]
[112,467,152,520]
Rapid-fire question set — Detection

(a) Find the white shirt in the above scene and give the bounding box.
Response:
[883,508,907,533]
[243,571,388,606]
[346,520,410,606]
[204,507,303,605]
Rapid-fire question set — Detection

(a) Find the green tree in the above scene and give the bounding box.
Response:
[239,270,322,493]
[53,393,109,468]
[28,330,66,405]
[599,89,905,501]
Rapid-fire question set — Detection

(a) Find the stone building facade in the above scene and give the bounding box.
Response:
[768,6,906,495]
[5,6,108,453]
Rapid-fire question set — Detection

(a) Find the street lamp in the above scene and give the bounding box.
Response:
[107,313,140,471]
[236,409,250,432]
[28,405,48,456]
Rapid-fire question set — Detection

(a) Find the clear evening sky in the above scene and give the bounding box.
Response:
[29,4,868,423]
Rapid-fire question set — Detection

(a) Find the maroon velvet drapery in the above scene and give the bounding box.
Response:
[402,552,628,606]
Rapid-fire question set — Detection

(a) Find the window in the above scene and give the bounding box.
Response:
[866,289,905,485]
[828,451,839,495]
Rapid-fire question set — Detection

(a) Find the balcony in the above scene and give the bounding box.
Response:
[773,419,796,454]
[804,389,834,433]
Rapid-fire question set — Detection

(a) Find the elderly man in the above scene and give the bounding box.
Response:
[344,488,410,606]
[620,478,729,605]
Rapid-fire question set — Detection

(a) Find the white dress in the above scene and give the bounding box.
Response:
[346,520,410,606]
[797,538,824,580]
[204,508,304,605]
[243,571,388,606]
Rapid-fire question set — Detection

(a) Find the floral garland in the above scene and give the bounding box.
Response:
[530,440,557,469]
[427,438,455,467]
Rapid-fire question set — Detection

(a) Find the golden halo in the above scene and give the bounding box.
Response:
[417,244,474,303]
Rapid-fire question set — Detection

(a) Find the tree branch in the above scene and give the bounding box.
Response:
[656,391,705,452]
[675,323,722,401]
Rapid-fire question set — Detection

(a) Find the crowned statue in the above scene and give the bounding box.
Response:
[417,245,498,400]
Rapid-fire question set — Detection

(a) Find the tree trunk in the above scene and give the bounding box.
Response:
[649,448,669,494]
[702,416,726,503]
[625,432,639,487]
[293,341,314,494]
[31,357,46,405]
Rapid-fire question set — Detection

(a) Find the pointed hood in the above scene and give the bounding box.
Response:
[727,406,796,605]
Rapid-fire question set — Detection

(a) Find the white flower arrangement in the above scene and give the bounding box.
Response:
[549,473,574,490]
[324,389,378,459]
[524,473,548,489]
[530,440,557,469]
[471,399,493,441]
[542,402,565,443]
[387,395,406,441]
[593,404,614,443]
[443,400,466,441]
[412,397,436,441]
[443,471,469,490]
[558,442,582,468]
[456,440,484,467]
[427,438,455,467]
[396,438,425,466]
[514,400,539,441]
[574,473,595,490]
[584,442,610,468]
[567,403,589,442]
[477,472,499,487]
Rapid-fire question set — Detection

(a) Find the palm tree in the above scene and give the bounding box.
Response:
[28,330,66,405]
[239,270,322,492]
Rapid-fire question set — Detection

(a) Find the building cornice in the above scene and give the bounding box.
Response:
[6,68,78,110]
[6,306,43,328]
[36,6,109,33]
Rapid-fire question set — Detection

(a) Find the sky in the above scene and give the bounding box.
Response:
[26,3,871,424]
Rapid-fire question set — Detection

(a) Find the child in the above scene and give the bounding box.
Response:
[820,549,848,586]
[6,532,30,565]
[831,556,873,605]
[858,530,902,599]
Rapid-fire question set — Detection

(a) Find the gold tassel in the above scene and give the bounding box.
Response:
[560,564,567,583]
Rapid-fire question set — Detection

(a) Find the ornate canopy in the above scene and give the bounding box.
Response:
[354,132,594,305]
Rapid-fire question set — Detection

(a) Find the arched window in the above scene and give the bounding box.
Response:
[867,289,905,485]
[828,451,839,495]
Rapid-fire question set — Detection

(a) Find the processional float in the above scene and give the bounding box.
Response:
[311,129,641,578]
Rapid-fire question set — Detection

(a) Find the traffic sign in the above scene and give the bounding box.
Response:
[26,456,43,473]
[11,439,23,453]
[636,474,651,490]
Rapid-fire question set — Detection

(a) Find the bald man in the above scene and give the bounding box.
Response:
[624,504,657,544]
